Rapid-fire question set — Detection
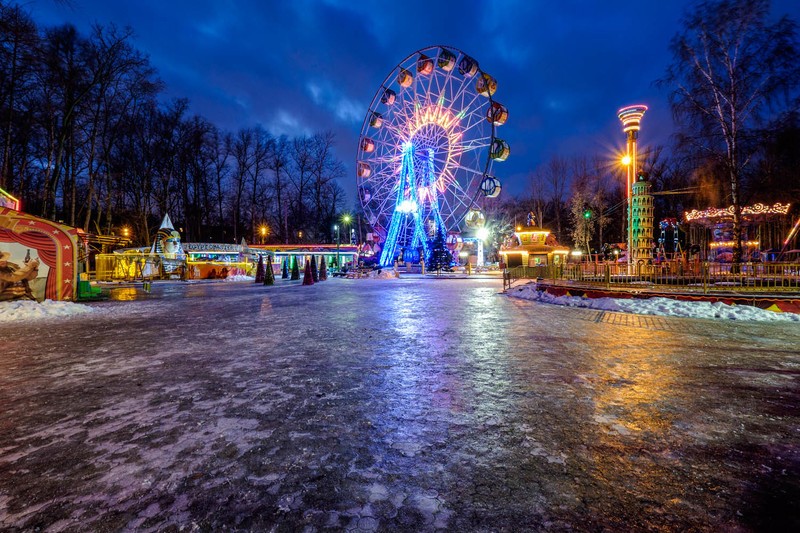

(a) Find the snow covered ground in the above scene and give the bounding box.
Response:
[0,299,96,322]
[507,282,800,322]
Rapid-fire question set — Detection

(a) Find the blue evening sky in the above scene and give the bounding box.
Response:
[24,0,800,203]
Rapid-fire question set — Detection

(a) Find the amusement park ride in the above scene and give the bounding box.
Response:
[356,45,507,267]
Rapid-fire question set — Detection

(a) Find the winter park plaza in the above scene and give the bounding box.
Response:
[2,2,800,531]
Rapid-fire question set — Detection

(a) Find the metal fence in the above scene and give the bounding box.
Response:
[503,259,800,293]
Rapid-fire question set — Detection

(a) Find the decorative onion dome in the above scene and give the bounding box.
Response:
[369,112,383,128]
[438,48,456,71]
[489,139,510,161]
[360,137,375,153]
[458,55,478,77]
[417,54,434,75]
[398,68,413,87]
[357,162,371,178]
[476,72,497,97]
[465,208,486,228]
[486,101,508,125]
[381,88,396,105]
[480,176,502,198]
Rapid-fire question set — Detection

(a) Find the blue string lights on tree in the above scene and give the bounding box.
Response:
[356,45,509,267]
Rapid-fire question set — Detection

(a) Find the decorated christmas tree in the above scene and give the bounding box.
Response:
[426,229,452,273]
[290,256,300,280]
[282,258,289,279]
[319,255,327,281]
[263,257,275,285]
[254,255,265,284]
[302,258,314,285]
[310,254,319,282]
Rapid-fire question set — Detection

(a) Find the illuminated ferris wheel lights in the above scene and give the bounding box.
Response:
[357,46,508,266]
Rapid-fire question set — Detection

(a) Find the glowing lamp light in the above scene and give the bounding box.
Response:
[459,251,469,258]
[397,199,418,213]
[476,227,489,240]
[571,250,583,256]
[621,154,632,166]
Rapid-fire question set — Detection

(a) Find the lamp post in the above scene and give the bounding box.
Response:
[618,104,647,271]
[259,225,268,244]
[334,224,340,272]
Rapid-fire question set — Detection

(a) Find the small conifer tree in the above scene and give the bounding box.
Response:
[291,256,300,280]
[319,256,327,281]
[426,229,452,273]
[302,258,314,285]
[254,255,265,284]
[282,258,289,279]
[264,257,275,285]
[310,254,319,282]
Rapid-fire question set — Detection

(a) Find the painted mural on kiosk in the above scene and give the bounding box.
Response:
[0,206,80,302]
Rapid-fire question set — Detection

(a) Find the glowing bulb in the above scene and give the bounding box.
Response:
[621,155,632,166]
[476,227,489,240]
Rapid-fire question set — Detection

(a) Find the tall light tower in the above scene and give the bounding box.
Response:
[617,104,647,269]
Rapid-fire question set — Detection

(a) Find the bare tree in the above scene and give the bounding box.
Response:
[542,155,569,241]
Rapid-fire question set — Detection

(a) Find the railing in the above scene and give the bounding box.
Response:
[504,259,800,293]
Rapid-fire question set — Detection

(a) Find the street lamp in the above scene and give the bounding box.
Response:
[334,224,340,272]
[618,104,647,270]
[341,213,352,244]
[259,225,268,244]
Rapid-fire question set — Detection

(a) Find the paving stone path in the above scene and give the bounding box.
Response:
[1,278,798,531]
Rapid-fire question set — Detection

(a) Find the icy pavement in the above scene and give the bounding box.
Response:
[1,278,799,531]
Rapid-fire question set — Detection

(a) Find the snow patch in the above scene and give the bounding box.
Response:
[223,275,255,282]
[0,299,95,322]
[507,283,800,322]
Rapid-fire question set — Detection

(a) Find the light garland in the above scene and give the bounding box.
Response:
[684,202,791,222]
[709,240,759,248]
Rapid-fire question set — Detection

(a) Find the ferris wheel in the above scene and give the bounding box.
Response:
[356,45,508,266]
